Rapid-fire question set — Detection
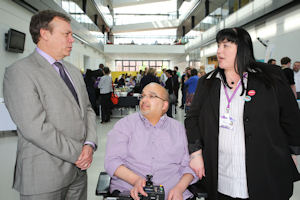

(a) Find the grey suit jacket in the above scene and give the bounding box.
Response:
[3,51,98,195]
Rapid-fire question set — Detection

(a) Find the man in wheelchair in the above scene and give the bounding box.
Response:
[104,83,198,200]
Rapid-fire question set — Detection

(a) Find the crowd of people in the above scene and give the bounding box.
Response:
[3,9,300,200]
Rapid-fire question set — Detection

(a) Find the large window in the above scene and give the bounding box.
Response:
[115,60,170,71]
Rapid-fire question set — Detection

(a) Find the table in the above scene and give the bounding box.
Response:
[111,96,139,117]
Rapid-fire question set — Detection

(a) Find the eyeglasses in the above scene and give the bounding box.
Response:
[138,93,166,101]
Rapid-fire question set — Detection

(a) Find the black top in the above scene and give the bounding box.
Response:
[140,75,159,92]
[282,68,295,85]
[185,63,300,200]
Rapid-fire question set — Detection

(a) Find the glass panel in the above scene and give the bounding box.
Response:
[116,66,122,71]
[123,66,130,71]
[130,61,136,66]
[136,61,143,68]
[156,61,162,66]
[123,60,129,66]
[150,61,156,66]
[116,61,122,67]
[143,61,149,67]
[163,61,169,67]
[130,67,136,72]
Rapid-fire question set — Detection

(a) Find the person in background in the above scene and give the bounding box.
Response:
[175,66,181,80]
[165,69,175,118]
[172,70,180,104]
[180,67,190,109]
[198,68,206,78]
[128,76,136,87]
[105,83,198,200]
[3,10,98,200]
[293,61,300,99]
[185,27,300,200]
[140,68,159,92]
[98,67,113,123]
[84,69,97,114]
[93,65,105,116]
[267,58,276,65]
[117,74,125,88]
[136,70,143,85]
[160,68,168,86]
[184,68,199,111]
[281,57,297,98]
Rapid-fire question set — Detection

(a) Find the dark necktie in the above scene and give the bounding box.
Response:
[54,62,79,105]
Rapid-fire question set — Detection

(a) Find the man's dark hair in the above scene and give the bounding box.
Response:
[267,59,276,64]
[191,68,198,76]
[174,66,178,71]
[30,10,71,44]
[280,57,291,65]
[99,63,104,69]
[166,69,173,75]
[103,67,110,74]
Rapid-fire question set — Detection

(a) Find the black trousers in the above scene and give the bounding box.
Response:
[100,93,111,122]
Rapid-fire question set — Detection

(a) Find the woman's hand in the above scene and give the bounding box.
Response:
[189,150,205,179]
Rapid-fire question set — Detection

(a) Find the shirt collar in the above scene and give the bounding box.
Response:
[36,47,62,65]
[138,112,168,128]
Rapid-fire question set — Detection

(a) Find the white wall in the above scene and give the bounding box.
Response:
[0,0,105,98]
[249,3,300,64]
[188,3,300,66]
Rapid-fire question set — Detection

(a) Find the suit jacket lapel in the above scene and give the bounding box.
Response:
[32,51,81,113]
[63,62,85,116]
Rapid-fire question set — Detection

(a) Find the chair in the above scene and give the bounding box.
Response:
[95,172,208,199]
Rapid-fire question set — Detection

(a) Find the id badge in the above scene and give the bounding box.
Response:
[220,112,234,130]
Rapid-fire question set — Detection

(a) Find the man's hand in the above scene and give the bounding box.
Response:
[167,186,183,200]
[130,177,147,200]
[75,145,93,170]
[190,150,205,179]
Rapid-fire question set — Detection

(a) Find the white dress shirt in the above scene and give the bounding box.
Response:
[218,78,249,199]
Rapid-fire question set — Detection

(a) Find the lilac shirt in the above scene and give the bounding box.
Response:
[36,48,95,149]
[104,112,198,199]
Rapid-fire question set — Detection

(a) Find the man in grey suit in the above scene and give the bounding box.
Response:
[3,10,98,200]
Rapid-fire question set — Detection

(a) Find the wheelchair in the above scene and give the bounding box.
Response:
[95,172,208,200]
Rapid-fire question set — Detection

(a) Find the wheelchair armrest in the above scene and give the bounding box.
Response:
[96,172,111,196]
[188,181,208,198]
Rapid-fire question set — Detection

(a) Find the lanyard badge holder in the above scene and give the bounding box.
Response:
[219,75,246,130]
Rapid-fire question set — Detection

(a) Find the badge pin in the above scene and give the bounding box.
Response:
[244,96,251,102]
[248,90,256,96]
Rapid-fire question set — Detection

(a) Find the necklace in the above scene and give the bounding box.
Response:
[230,81,234,85]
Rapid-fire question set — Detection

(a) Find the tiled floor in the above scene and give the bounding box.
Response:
[0,108,299,200]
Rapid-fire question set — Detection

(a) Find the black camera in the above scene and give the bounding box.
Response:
[118,175,165,200]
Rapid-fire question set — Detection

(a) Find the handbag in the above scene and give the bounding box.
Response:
[111,83,119,105]
[111,92,119,105]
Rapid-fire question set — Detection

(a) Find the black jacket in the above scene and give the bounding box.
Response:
[185,63,300,200]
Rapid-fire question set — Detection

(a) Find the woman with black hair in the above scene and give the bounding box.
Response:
[185,27,300,200]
